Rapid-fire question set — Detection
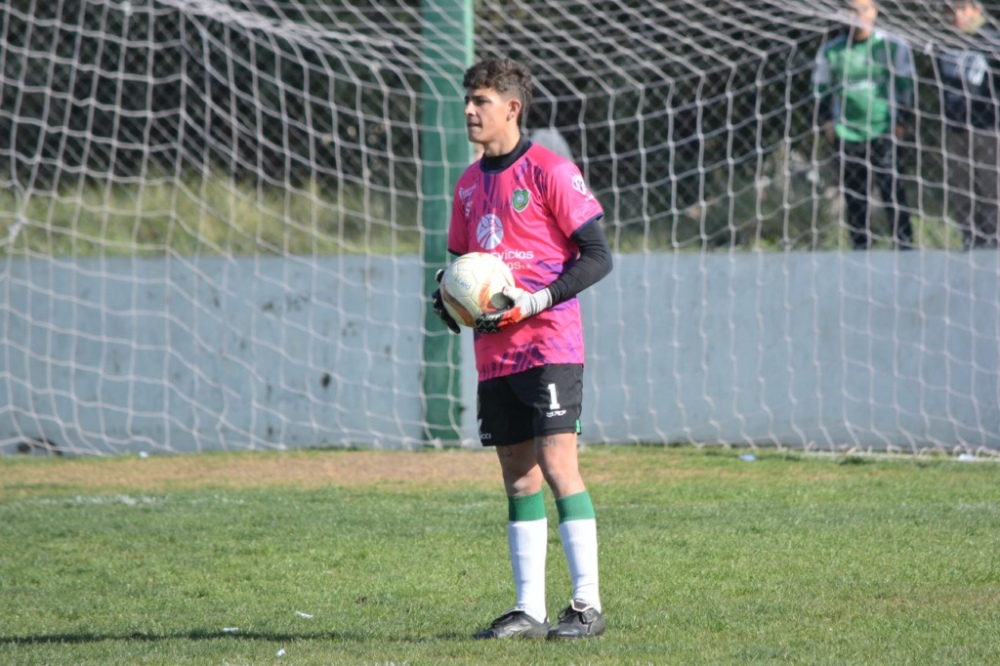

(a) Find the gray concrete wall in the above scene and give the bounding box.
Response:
[582,251,999,451]
[1,251,997,455]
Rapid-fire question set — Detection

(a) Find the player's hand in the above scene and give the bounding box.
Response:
[430,269,460,334]
[474,285,552,334]
[822,120,836,144]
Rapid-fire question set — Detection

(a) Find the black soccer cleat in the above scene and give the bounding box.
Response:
[547,599,605,639]
[472,608,550,639]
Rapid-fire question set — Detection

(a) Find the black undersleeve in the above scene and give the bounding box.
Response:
[546,217,613,305]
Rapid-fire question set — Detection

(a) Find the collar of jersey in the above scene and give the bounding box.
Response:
[480,136,531,173]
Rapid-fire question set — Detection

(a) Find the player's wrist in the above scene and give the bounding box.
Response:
[531,287,553,314]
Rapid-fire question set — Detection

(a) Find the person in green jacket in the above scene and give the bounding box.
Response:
[813,0,916,249]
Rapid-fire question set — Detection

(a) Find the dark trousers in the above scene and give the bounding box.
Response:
[839,136,913,249]
[946,128,999,249]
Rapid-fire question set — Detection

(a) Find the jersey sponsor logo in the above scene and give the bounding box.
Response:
[476,214,504,250]
[511,189,530,212]
[459,184,477,217]
[496,249,534,260]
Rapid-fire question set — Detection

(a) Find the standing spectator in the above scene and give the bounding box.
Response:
[813,0,916,250]
[939,0,1000,249]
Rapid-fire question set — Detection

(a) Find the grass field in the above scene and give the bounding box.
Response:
[1,446,998,665]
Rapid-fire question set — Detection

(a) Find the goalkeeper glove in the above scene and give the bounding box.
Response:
[430,269,460,334]
[474,285,552,334]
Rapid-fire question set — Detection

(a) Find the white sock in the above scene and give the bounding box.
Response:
[559,518,601,612]
[508,518,548,622]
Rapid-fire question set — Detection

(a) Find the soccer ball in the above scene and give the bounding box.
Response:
[439,252,515,327]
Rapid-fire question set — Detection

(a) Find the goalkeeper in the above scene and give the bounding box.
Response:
[813,0,915,250]
[430,57,613,639]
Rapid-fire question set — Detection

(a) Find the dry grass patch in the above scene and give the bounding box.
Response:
[0,449,501,497]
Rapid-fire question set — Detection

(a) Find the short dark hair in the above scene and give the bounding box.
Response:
[463,58,533,125]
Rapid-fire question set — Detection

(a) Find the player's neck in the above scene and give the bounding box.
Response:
[480,131,523,159]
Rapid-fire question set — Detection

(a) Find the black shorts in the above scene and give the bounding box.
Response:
[477,364,583,447]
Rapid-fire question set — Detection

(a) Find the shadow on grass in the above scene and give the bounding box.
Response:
[1,629,470,645]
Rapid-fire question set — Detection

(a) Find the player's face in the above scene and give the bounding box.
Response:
[946,2,978,30]
[464,87,520,156]
[847,0,877,39]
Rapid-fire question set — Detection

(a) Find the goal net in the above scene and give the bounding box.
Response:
[1,0,997,455]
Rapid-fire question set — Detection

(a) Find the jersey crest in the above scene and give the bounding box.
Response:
[512,189,530,212]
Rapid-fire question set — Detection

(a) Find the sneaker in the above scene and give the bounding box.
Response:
[547,599,605,639]
[471,608,549,639]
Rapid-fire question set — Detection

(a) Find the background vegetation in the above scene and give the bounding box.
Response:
[0,0,979,255]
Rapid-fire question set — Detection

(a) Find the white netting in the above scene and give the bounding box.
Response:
[1,0,998,455]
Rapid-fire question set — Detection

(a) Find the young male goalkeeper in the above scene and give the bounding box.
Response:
[429,57,613,640]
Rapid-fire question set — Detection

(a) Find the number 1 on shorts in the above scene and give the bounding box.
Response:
[547,383,561,410]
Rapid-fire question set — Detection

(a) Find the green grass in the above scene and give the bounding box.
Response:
[1,446,998,664]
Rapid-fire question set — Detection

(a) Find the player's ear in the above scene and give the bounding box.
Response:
[507,98,521,122]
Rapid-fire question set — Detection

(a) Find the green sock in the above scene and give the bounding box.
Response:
[555,491,596,522]
[508,491,546,522]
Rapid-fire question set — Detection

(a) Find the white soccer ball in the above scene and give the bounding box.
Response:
[439,252,515,327]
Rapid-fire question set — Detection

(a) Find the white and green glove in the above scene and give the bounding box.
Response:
[474,285,552,334]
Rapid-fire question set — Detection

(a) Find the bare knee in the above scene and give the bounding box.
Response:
[496,440,543,496]
[536,434,586,498]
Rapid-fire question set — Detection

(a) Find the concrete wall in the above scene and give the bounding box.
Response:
[583,251,999,451]
[2,251,997,454]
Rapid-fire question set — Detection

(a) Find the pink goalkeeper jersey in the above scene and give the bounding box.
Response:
[448,142,604,381]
